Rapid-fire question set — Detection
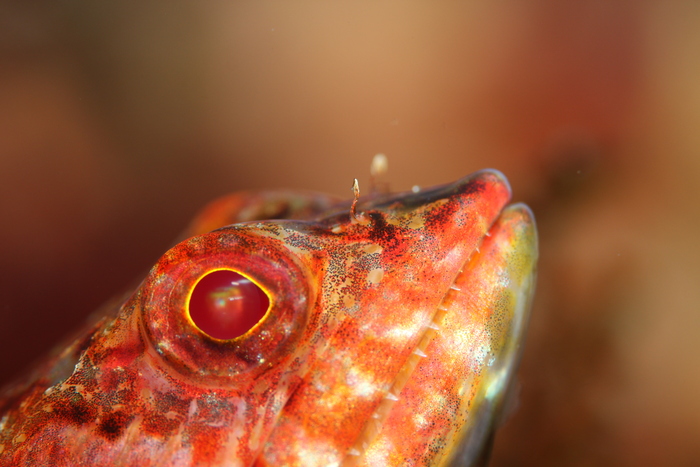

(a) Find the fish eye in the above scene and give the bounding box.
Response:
[140,227,310,385]
[187,269,271,340]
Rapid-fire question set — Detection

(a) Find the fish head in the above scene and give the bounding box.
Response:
[0,169,537,467]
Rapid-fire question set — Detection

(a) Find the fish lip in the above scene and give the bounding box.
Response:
[442,202,538,467]
[474,168,512,196]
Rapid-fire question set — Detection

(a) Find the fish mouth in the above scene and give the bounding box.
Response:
[256,170,534,467]
[345,202,538,466]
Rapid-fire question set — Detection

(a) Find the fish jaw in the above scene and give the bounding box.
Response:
[356,203,538,467]
[0,170,536,467]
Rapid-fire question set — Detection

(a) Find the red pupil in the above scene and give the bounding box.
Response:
[188,270,270,340]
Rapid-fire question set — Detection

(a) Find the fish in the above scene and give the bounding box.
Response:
[0,169,537,466]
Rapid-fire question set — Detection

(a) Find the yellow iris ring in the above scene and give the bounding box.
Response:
[185,267,274,341]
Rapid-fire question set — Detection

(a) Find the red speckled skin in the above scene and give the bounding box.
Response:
[0,170,537,466]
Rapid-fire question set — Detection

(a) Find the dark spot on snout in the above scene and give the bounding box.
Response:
[365,212,411,261]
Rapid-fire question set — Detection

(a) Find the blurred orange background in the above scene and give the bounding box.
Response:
[1,2,699,465]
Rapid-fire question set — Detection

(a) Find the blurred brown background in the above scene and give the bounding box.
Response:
[1,2,699,465]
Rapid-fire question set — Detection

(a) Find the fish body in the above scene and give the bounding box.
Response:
[0,170,537,466]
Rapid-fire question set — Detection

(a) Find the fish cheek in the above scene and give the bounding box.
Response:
[139,228,311,386]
